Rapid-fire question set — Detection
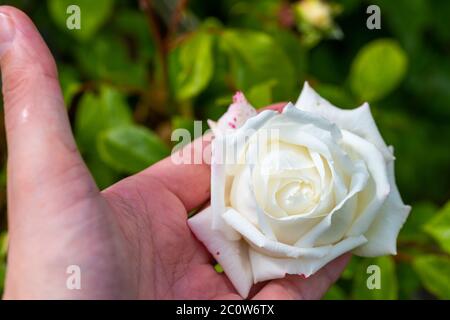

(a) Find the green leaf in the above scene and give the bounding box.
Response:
[323,285,346,300]
[413,255,450,299]
[247,80,277,108]
[0,165,6,188]
[114,10,155,63]
[0,261,5,294]
[76,35,148,89]
[98,126,169,174]
[170,30,214,101]
[214,263,224,273]
[74,87,131,188]
[0,232,7,259]
[58,65,81,106]
[0,232,6,294]
[270,30,307,81]
[349,39,408,102]
[47,0,113,41]
[424,201,450,254]
[397,262,421,300]
[341,255,359,280]
[85,155,121,190]
[352,256,398,300]
[75,86,133,153]
[399,201,437,245]
[220,29,296,101]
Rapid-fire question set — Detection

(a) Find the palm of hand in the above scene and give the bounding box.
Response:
[0,6,349,300]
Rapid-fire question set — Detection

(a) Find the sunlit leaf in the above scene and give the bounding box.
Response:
[350,39,408,102]
[170,30,214,101]
[352,256,398,299]
[85,155,121,190]
[98,126,169,174]
[114,10,155,63]
[75,86,133,153]
[247,80,277,108]
[214,263,224,273]
[58,65,81,106]
[424,201,450,254]
[220,29,296,101]
[323,285,346,300]
[47,0,113,41]
[0,232,7,259]
[399,202,437,245]
[0,261,5,294]
[413,255,450,299]
[0,231,6,294]
[75,35,148,89]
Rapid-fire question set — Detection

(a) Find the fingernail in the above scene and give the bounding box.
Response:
[0,12,15,57]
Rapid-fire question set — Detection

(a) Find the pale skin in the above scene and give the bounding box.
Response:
[0,6,350,299]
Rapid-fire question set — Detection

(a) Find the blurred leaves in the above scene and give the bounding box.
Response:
[247,80,277,107]
[170,30,215,101]
[59,65,82,106]
[399,202,437,245]
[75,35,148,89]
[47,0,113,41]
[352,256,398,300]
[0,232,7,294]
[220,29,296,101]
[323,285,346,300]
[350,39,408,102]
[98,126,169,174]
[75,86,133,188]
[413,255,450,299]
[75,86,132,153]
[424,201,450,254]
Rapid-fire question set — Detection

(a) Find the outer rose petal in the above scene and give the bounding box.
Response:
[188,206,253,298]
[249,235,367,282]
[222,208,332,259]
[353,152,411,256]
[208,91,257,135]
[295,82,393,161]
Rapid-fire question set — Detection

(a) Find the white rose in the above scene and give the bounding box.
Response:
[188,82,411,298]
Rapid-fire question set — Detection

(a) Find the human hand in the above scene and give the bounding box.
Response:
[0,6,350,299]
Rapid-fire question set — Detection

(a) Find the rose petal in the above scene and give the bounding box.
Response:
[295,160,369,247]
[188,207,253,298]
[222,208,332,259]
[295,82,393,161]
[214,91,257,134]
[211,137,241,240]
[342,130,391,236]
[249,235,367,282]
[353,154,411,256]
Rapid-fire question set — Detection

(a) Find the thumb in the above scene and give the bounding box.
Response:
[0,7,97,224]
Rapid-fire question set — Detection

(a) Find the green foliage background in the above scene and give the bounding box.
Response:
[0,0,450,299]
